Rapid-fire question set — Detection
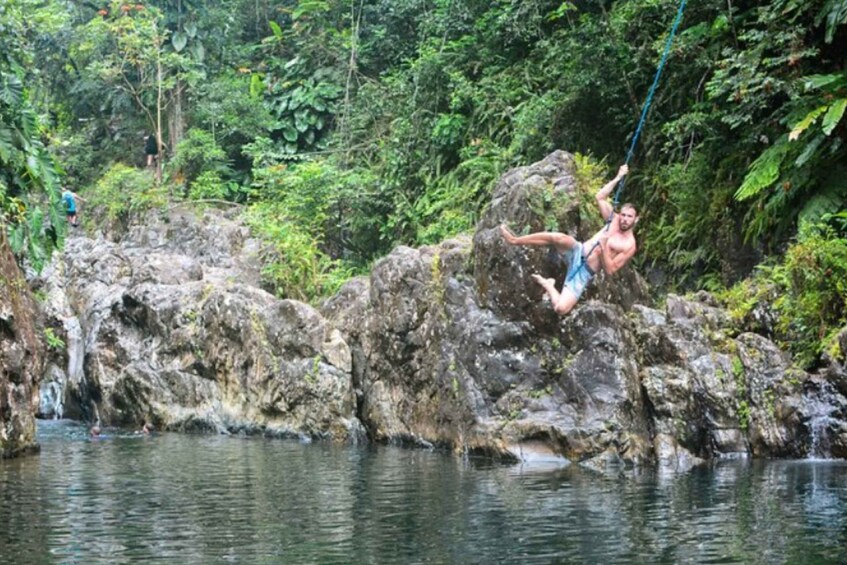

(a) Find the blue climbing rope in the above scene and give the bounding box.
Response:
[566,0,688,283]
[611,0,689,212]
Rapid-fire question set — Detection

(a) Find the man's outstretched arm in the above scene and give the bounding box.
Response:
[595,164,628,221]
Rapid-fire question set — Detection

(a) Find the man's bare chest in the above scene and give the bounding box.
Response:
[607,234,634,254]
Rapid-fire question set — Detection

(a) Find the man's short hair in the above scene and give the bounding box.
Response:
[620,202,638,215]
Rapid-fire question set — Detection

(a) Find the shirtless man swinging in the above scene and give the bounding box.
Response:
[500,164,638,316]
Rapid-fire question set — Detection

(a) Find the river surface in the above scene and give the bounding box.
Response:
[1,420,846,564]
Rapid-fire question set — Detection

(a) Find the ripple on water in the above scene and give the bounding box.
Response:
[0,420,846,563]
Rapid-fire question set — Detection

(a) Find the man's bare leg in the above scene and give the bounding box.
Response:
[531,274,578,315]
[501,225,576,250]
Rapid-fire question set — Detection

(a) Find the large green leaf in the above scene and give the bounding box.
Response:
[0,73,23,106]
[802,73,844,90]
[817,0,847,43]
[735,141,791,201]
[822,98,847,135]
[294,109,310,132]
[273,98,289,116]
[18,108,38,140]
[250,74,265,98]
[172,31,188,52]
[269,20,283,39]
[281,122,299,142]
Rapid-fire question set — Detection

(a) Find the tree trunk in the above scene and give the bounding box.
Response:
[155,30,164,185]
[168,80,186,160]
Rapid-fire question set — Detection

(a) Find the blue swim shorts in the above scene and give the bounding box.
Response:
[561,241,595,299]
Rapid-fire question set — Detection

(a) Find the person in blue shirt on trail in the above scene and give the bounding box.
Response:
[61,188,85,227]
[500,164,638,316]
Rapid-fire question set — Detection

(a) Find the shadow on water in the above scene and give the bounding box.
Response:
[1,420,846,564]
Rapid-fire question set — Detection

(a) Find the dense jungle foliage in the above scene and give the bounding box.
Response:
[1,0,846,368]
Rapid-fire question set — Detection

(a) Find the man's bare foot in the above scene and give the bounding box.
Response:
[531,274,555,292]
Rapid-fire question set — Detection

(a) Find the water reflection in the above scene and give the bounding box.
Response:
[1,420,845,564]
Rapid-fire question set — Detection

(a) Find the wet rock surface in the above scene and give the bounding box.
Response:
[1,231,44,458]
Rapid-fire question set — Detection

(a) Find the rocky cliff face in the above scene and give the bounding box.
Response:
[1,230,43,458]
[35,207,360,439]
[35,152,847,465]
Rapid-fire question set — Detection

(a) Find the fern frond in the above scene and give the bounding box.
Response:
[735,140,790,201]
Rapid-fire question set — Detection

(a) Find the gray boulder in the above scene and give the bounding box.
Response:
[38,208,361,439]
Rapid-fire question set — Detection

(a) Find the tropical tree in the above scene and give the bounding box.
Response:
[71,1,191,182]
[0,0,63,271]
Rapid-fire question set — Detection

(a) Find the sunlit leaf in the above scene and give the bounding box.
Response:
[269,20,283,39]
[789,106,826,141]
[250,73,264,98]
[822,98,847,136]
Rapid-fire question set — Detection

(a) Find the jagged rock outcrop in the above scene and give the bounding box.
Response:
[322,151,846,464]
[36,207,361,439]
[1,231,43,458]
[35,151,847,465]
